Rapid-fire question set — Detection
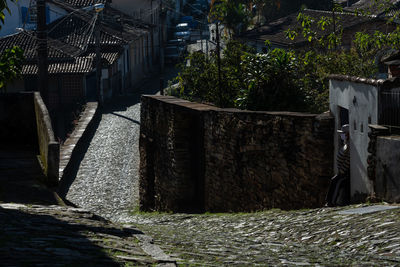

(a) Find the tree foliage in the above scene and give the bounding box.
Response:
[170,41,317,112]
[0,46,24,92]
[170,1,400,113]
[209,0,251,37]
[0,0,24,92]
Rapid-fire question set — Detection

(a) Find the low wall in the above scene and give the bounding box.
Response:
[375,135,400,203]
[0,92,38,148]
[34,92,60,186]
[140,95,334,212]
[203,110,334,211]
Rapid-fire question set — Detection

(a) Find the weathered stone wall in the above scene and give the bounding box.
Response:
[375,135,400,203]
[140,96,215,212]
[34,92,60,185]
[0,92,38,148]
[203,110,334,211]
[140,95,334,212]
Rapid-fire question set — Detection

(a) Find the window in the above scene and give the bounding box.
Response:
[21,5,50,24]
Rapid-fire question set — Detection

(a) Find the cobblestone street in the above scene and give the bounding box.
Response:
[65,68,178,222]
[125,204,400,266]
[0,203,175,266]
[65,93,142,222]
[62,68,400,266]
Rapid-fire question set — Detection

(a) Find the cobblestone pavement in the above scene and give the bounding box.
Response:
[123,204,400,266]
[65,94,142,222]
[65,68,178,222]
[0,203,176,266]
[61,68,400,266]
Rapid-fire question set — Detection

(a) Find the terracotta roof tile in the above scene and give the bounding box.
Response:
[0,31,77,60]
[22,57,93,74]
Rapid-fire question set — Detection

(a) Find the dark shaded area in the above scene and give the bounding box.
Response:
[261,0,333,22]
[0,93,60,204]
[0,148,61,205]
[0,205,142,266]
[0,92,38,151]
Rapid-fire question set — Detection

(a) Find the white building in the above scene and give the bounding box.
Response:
[330,76,380,201]
[0,0,66,37]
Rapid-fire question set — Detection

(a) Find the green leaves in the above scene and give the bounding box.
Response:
[0,46,25,92]
[285,29,297,41]
[209,0,251,37]
[0,1,23,93]
[0,0,13,27]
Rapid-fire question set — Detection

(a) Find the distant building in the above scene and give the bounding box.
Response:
[239,9,397,52]
[1,0,159,108]
[0,0,67,37]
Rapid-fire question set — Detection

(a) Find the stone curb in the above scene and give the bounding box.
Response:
[59,102,100,181]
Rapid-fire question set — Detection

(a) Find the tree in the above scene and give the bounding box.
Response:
[0,0,24,93]
[169,41,313,112]
[209,0,251,37]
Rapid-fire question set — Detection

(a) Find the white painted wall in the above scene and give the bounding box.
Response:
[329,79,379,199]
[0,0,66,37]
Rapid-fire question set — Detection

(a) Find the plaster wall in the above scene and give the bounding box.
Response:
[0,0,66,37]
[329,79,379,200]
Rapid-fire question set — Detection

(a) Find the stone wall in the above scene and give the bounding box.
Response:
[374,134,400,203]
[140,95,334,212]
[140,96,214,211]
[0,92,38,148]
[203,110,334,211]
[34,92,60,186]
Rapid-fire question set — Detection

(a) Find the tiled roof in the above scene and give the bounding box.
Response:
[47,14,125,50]
[0,31,77,60]
[86,52,119,65]
[0,0,147,76]
[49,0,151,43]
[344,0,400,15]
[22,57,93,75]
[0,31,96,74]
[240,9,378,47]
[50,0,108,9]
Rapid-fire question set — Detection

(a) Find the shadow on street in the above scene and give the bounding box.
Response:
[58,66,179,203]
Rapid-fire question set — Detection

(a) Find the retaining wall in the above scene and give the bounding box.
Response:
[375,135,400,203]
[34,92,59,185]
[140,95,334,212]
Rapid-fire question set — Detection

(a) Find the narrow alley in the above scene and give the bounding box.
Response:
[64,68,178,222]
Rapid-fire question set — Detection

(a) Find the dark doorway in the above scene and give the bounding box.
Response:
[339,106,349,126]
[86,72,97,102]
